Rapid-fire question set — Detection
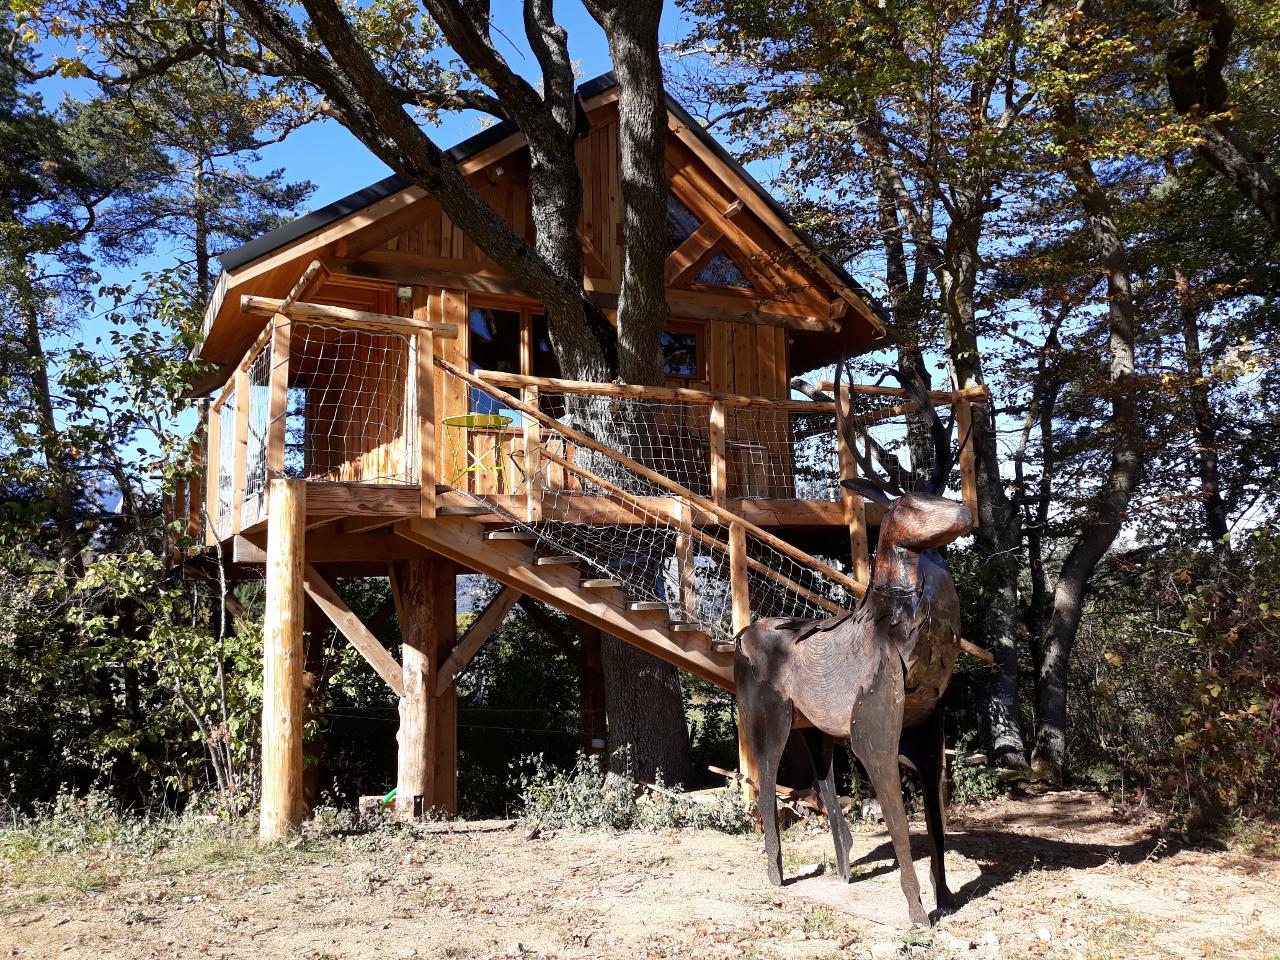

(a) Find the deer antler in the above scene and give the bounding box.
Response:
[895,367,957,496]
[835,356,904,506]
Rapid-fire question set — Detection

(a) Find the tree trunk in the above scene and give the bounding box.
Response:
[1174,268,1230,548]
[585,0,691,786]
[1164,0,1280,235]
[940,213,1028,770]
[1031,99,1144,784]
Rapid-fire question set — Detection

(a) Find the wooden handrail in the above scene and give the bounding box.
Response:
[241,295,459,338]
[438,356,865,598]
[476,369,836,413]
[816,381,993,403]
[539,445,853,610]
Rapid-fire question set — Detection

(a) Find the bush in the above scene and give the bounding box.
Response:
[513,751,753,834]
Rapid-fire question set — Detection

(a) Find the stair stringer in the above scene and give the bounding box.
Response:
[394,518,735,690]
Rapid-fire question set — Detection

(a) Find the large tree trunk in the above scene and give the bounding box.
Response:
[1031,99,1144,784]
[586,0,691,786]
[940,212,1028,770]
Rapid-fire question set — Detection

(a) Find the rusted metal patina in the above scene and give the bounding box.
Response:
[735,364,972,927]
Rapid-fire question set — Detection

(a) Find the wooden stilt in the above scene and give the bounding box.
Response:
[391,557,458,817]
[579,626,607,760]
[260,478,306,840]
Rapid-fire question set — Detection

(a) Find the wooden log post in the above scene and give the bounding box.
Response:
[524,385,542,521]
[728,521,759,805]
[260,478,307,840]
[674,496,697,624]
[417,328,437,519]
[709,399,727,506]
[579,626,607,760]
[836,385,871,586]
[265,315,292,483]
[391,558,458,817]
[954,395,980,529]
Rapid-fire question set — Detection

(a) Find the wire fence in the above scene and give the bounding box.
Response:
[440,367,857,645]
[285,322,415,484]
[243,344,271,502]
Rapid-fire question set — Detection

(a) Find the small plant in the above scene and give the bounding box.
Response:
[512,751,752,833]
[948,734,1003,806]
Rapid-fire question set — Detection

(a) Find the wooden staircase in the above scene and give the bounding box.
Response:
[394,516,735,689]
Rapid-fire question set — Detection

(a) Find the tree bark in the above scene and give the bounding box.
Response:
[585,0,691,785]
[1164,0,1280,235]
[1031,99,1144,785]
[1174,268,1230,549]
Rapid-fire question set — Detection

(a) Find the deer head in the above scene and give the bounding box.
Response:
[834,360,973,555]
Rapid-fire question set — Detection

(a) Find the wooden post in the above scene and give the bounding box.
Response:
[231,366,250,534]
[579,626,607,760]
[524,385,542,521]
[728,520,758,805]
[260,478,306,840]
[954,395,979,528]
[265,315,292,482]
[391,558,458,817]
[837,385,871,586]
[709,400,727,506]
[417,328,437,518]
[188,428,204,545]
[674,496,697,623]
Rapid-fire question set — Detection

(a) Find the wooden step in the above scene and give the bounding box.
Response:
[669,621,707,634]
[710,640,737,653]
[534,555,577,567]
[626,600,669,612]
[580,578,622,589]
[438,504,489,517]
[486,530,535,541]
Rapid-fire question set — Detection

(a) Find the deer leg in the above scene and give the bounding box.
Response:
[735,660,793,886]
[849,654,929,927]
[815,733,853,881]
[901,710,956,912]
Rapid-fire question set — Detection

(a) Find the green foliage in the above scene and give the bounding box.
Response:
[948,734,1004,806]
[514,752,753,834]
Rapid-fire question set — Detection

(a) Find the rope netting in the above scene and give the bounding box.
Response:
[844,390,948,495]
[215,389,235,527]
[442,369,857,644]
[286,322,415,484]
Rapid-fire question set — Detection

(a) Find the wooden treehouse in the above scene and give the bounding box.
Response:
[168,73,984,837]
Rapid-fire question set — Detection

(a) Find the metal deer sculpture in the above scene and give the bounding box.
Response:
[735,364,972,927]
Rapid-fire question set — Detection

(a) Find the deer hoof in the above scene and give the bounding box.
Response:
[935,888,959,914]
[908,901,930,927]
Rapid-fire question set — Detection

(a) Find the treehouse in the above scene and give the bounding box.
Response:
[169,72,983,837]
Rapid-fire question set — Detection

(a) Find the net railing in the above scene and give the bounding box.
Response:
[439,364,860,645]
[285,322,415,484]
[215,389,235,528]
[243,343,271,502]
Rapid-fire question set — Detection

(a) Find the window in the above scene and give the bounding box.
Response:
[531,314,567,419]
[469,307,521,414]
[661,324,705,384]
[666,196,701,254]
[695,251,753,289]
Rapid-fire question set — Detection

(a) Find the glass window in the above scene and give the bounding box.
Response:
[666,196,701,254]
[532,314,567,419]
[469,307,521,414]
[695,252,753,289]
[662,329,700,379]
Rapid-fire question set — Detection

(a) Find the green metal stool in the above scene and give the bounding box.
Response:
[441,412,513,489]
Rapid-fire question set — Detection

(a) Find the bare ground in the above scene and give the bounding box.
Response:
[2,790,1277,960]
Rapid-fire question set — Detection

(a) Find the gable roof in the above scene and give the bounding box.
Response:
[215,71,881,320]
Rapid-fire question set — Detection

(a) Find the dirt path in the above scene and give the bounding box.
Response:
[1,791,1276,959]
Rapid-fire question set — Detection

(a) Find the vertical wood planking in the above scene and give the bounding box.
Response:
[413,287,435,517]
[231,365,250,533]
[205,394,221,545]
[260,478,306,839]
[265,315,292,483]
[188,423,204,543]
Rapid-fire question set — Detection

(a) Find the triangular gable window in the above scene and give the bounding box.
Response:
[695,251,753,289]
[666,196,701,254]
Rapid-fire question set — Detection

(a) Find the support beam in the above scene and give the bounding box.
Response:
[241,294,459,338]
[260,479,306,840]
[302,563,405,696]
[579,626,607,759]
[391,558,458,817]
[435,585,521,696]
